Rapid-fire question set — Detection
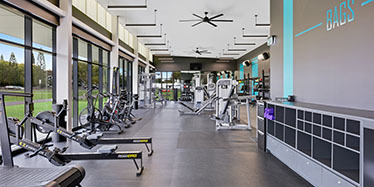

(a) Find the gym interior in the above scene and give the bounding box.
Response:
[0,0,373,186]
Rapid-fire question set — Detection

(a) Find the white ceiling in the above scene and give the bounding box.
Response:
[100,0,270,59]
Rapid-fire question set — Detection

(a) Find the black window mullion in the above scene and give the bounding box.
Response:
[127,60,130,93]
[129,61,132,100]
[107,52,110,92]
[98,49,103,110]
[87,44,92,92]
[72,38,79,128]
[52,27,56,104]
[24,15,33,140]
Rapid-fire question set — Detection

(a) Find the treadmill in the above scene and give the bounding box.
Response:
[0,92,85,187]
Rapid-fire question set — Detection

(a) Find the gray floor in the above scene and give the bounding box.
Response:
[14,102,312,187]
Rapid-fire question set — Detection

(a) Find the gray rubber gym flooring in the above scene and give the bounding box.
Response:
[13,102,312,187]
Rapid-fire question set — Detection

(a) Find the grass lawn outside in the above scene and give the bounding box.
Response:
[5,101,52,120]
[5,99,99,120]
[155,89,181,101]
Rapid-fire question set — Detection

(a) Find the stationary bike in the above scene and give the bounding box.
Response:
[75,87,123,134]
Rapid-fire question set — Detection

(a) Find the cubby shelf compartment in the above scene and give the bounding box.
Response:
[264,101,362,186]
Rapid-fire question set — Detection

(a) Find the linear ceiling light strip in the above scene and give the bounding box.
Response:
[223,53,240,55]
[108,0,147,9]
[233,37,256,46]
[255,15,270,27]
[151,49,169,51]
[242,28,268,38]
[137,24,163,38]
[126,9,157,27]
[228,49,247,51]
[144,43,166,46]
[227,44,247,52]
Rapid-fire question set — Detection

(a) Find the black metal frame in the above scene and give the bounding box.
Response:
[99,49,103,110]
[118,56,133,98]
[0,92,144,176]
[29,106,153,155]
[0,4,57,142]
[52,27,57,104]
[73,38,79,128]
[72,36,111,128]
[24,15,33,140]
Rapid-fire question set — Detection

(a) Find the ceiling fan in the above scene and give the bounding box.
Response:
[179,12,233,27]
[185,48,212,55]
[194,48,211,55]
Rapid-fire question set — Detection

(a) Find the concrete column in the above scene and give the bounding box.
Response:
[56,0,73,130]
[132,37,139,95]
[110,16,119,93]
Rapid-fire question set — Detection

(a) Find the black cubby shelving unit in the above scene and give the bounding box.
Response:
[265,102,361,184]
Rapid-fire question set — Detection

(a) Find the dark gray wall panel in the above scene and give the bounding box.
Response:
[236,43,270,80]
[270,0,374,110]
[293,0,374,110]
[155,57,236,72]
[269,0,283,100]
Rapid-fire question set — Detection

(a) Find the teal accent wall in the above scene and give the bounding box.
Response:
[283,0,294,97]
[251,57,259,96]
[239,63,244,93]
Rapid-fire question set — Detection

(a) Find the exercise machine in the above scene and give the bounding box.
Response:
[33,99,153,156]
[101,92,142,129]
[211,79,253,131]
[178,90,217,115]
[192,73,204,108]
[1,92,145,176]
[139,73,155,108]
[179,83,193,101]
[0,92,86,187]
[76,87,123,134]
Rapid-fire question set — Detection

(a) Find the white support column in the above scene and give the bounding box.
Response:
[110,16,119,93]
[56,0,73,130]
[145,50,150,73]
[132,38,139,95]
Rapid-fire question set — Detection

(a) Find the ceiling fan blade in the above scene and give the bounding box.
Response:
[197,51,202,55]
[200,50,208,52]
[193,14,204,19]
[192,21,203,27]
[179,19,201,22]
[209,13,224,20]
[210,19,233,22]
[207,21,217,27]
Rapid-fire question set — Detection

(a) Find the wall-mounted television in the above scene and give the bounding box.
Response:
[190,63,202,70]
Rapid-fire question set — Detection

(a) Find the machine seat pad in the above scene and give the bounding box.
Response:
[87,132,104,140]
[0,166,85,187]
[97,145,118,154]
